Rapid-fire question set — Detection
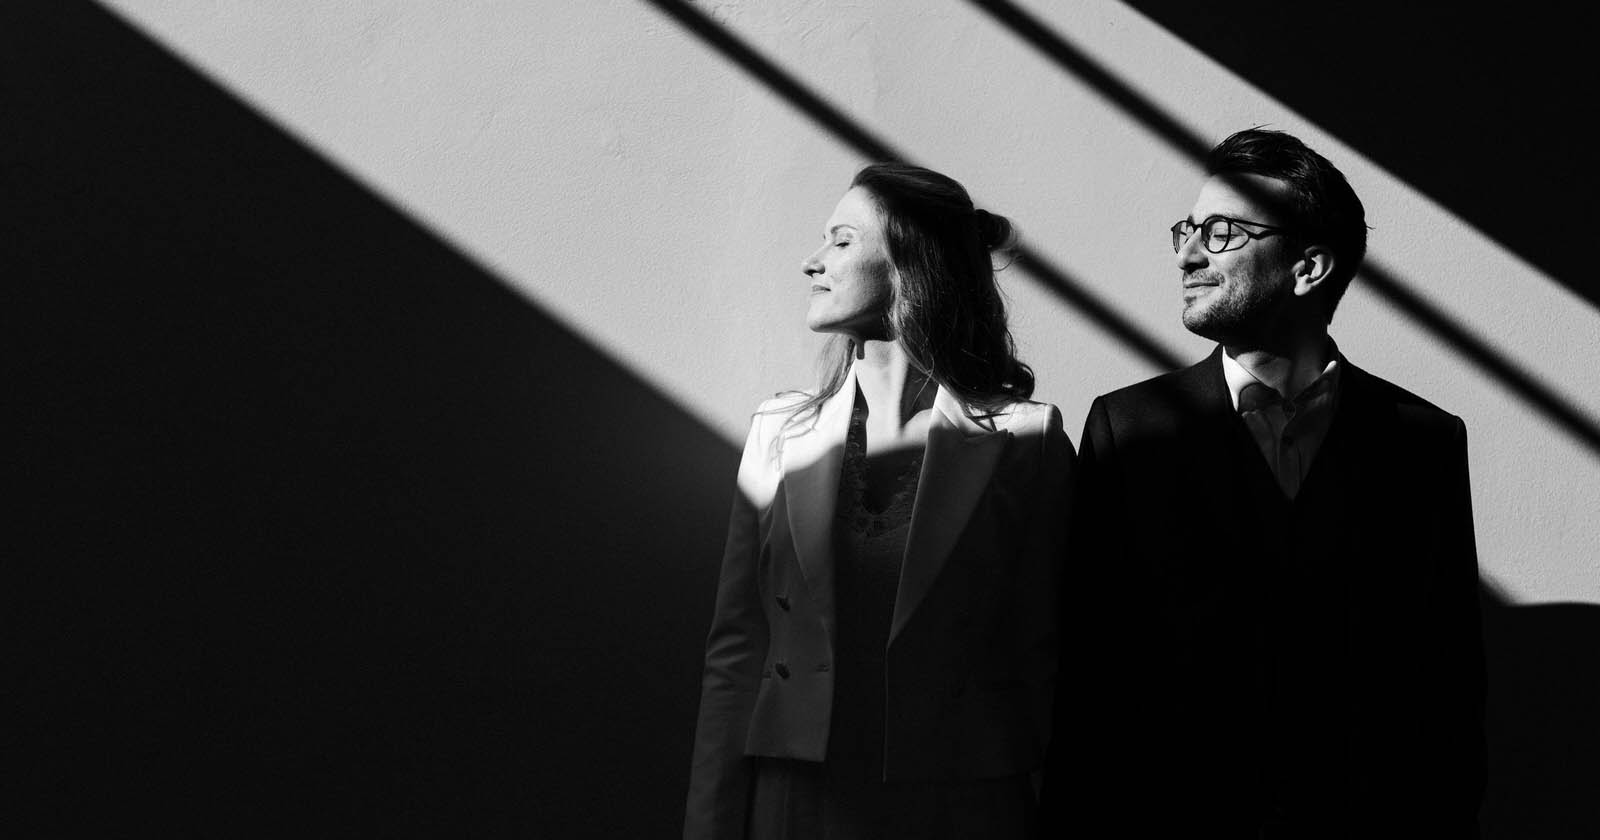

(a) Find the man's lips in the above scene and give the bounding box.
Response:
[1183,275,1220,289]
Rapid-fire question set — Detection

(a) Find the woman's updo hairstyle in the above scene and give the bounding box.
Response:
[853,163,1033,406]
[973,207,1017,254]
[777,162,1034,439]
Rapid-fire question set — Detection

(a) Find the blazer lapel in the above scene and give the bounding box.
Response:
[890,387,1009,642]
[780,367,855,646]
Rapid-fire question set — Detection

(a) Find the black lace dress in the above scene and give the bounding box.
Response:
[745,393,1035,839]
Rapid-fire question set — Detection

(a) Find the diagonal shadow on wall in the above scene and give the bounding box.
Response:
[641,0,1185,372]
[1122,1,1599,313]
[967,0,1600,458]
[4,4,733,836]
[651,0,1600,457]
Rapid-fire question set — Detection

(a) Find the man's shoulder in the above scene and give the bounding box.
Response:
[1090,356,1216,421]
[1098,364,1203,407]
[1344,361,1465,434]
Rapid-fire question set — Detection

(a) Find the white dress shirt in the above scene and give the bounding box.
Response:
[1221,349,1342,500]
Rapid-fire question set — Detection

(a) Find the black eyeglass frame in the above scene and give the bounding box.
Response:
[1170,215,1291,254]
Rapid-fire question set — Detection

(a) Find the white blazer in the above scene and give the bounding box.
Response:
[685,365,1074,840]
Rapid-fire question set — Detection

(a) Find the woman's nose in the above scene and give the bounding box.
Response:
[801,249,824,276]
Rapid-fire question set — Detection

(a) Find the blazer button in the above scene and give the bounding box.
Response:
[774,662,791,679]
[775,595,791,611]
[947,681,968,699]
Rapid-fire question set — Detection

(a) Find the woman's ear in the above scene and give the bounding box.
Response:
[1292,245,1335,298]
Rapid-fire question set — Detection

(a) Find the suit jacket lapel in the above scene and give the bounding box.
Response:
[890,387,1009,642]
[1181,348,1256,495]
[1176,350,1282,593]
[780,367,855,647]
[1187,347,1287,511]
[1304,357,1383,544]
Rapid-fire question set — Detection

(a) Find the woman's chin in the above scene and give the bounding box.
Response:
[804,311,841,334]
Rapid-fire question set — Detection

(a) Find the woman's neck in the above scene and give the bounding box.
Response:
[853,339,934,437]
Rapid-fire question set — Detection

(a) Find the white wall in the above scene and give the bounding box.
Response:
[99,0,1600,605]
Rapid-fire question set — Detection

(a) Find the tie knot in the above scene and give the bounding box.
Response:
[1239,374,1335,415]
[1238,382,1284,414]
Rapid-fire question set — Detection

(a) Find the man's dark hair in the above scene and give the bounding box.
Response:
[1207,128,1367,322]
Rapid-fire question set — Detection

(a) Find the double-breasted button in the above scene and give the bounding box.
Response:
[947,680,968,699]
[775,595,791,611]
[774,662,791,679]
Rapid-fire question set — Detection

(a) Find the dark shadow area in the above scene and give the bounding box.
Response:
[1480,588,1600,838]
[4,4,734,836]
[644,0,1185,372]
[967,0,1600,458]
[1123,1,1599,312]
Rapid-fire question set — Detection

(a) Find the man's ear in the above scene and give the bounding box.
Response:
[1292,246,1335,297]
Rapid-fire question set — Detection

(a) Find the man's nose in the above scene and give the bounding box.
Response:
[1176,230,1208,272]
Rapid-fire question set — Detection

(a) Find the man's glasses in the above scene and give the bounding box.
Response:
[1170,215,1289,254]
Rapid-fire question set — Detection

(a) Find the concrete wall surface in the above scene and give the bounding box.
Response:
[98,0,1597,605]
[10,1,1597,836]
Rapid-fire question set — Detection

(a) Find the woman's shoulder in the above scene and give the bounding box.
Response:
[746,389,813,434]
[753,389,812,416]
[984,397,1063,433]
[733,390,816,506]
[736,388,820,446]
[985,398,1075,473]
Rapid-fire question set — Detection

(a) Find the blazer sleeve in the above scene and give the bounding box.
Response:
[1039,396,1140,837]
[1431,416,1488,834]
[683,412,773,840]
[1017,405,1076,753]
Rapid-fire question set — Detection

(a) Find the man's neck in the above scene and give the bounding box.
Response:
[1225,329,1336,398]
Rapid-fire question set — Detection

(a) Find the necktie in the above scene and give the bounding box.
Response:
[1239,375,1334,416]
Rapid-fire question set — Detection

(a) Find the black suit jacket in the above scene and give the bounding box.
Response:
[1046,348,1484,838]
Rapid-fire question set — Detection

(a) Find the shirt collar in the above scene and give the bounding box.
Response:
[1221,341,1342,412]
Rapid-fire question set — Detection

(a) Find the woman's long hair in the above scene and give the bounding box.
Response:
[778,162,1035,438]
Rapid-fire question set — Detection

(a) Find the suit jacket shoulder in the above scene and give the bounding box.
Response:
[1341,361,1466,435]
[1082,353,1225,458]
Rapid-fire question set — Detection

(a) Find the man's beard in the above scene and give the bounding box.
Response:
[1181,268,1287,344]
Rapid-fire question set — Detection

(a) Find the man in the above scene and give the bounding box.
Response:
[1054,129,1485,837]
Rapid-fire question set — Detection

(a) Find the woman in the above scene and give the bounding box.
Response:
[685,163,1073,839]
